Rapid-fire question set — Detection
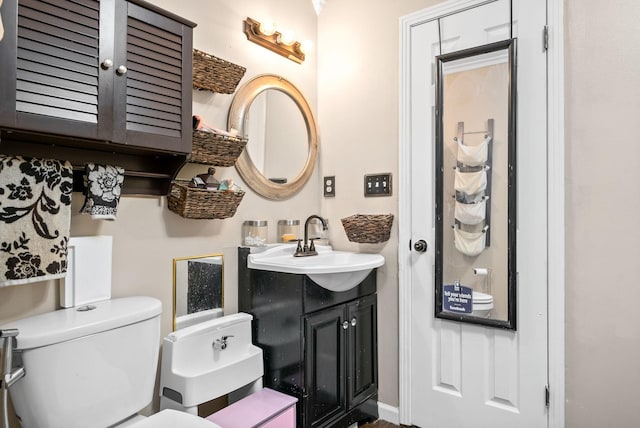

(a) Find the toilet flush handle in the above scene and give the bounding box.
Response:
[212,335,234,351]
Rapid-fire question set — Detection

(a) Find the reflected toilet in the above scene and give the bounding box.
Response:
[472,291,494,317]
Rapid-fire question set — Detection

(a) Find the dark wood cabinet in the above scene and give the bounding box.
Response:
[346,294,378,410]
[304,294,377,428]
[238,247,379,428]
[0,0,194,153]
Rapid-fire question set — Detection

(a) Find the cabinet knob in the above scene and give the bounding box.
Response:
[101,59,113,70]
[116,65,128,76]
[342,321,349,330]
[351,317,357,327]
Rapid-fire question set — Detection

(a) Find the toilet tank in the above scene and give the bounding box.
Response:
[160,312,263,408]
[1,296,162,428]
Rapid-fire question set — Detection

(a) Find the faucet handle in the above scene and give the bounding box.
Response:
[309,238,317,252]
[294,239,303,252]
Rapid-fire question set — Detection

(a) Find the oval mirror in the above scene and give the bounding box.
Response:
[228,74,318,200]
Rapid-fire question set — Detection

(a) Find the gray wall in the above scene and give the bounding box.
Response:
[565,0,640,426]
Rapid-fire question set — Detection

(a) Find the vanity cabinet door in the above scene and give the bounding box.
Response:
[346,294,378,409]
[303,295,378,428]
[0,0,192,153]
[304,305,347,428]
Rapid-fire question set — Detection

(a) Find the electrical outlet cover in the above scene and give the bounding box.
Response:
[324,176,335,197]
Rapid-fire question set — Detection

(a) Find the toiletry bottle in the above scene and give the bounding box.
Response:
[196,167,220,190]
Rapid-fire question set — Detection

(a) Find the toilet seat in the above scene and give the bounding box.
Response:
[130,410,220,428]
[472,291,494,318]
[472,291,493,304]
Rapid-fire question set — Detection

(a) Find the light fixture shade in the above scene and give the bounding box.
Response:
[300,40,313,54]
[258,21,276,36]
[279,29,295,46]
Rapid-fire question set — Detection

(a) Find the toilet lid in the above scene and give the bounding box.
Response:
[131,410,221,428]
[472,291,493,303]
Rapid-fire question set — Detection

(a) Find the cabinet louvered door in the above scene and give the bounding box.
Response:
[115,1,192,153]
[0,0,110,140]
[0,0,192,153]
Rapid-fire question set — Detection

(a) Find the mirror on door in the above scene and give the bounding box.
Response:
[434,39,517,330]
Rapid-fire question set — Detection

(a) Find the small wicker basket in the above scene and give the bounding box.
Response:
[192,49,246,94]
[341,214,394,244]
[190,131,248,166]
[167,181,245,219]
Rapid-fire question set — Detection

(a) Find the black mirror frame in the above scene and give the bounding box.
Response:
[434,38,517,330]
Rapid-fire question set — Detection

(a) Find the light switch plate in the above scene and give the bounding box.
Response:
[364,173,392,197]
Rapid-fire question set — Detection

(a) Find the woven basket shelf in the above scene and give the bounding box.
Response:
[341,214,394,244]
[190,130,248,166]
[192,49,246,94]
[167,181,245,219]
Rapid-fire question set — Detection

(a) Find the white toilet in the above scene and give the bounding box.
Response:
[1,296,218,428]
[472,291,494,317]
[0,237,220,428]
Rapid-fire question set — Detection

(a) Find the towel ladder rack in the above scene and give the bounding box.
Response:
[452,119,494,247]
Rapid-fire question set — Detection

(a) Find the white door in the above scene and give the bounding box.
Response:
[401,0,548,427]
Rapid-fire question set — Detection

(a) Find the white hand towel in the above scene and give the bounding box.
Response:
[454,169,487,195]
[456,136,490,166]
[453,228,486,257]
[454,200,486,225]
[456,190,485,204]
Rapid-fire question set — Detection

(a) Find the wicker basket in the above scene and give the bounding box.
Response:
[167,181,245,219]
[341,214,394,244]
[192,49,246,94]
[191,130,247,166]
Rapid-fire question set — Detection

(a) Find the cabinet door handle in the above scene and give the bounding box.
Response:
[101,59,113,70]
[116,65,128,76]
[351,317,357,327]
[342,321,349,330]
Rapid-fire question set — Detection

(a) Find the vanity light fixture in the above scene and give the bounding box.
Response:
[243,17,307,64]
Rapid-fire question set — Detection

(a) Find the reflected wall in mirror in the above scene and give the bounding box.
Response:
[229,74,318,200]
[247,90,308,182]
[173,254,224,331]
[435,39,517,330]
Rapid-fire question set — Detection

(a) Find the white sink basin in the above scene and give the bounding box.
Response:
[247,244,385,292]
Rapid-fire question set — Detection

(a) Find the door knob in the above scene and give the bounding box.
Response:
[413,239,428,253]
[116,65,128,76]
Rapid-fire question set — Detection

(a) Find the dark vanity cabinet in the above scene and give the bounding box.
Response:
[238,247,379,428]
[0,0,194,153]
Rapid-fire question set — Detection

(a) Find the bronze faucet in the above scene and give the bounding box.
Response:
[294,215,328,257]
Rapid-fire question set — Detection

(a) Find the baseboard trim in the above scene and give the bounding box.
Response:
[377,402,400,424]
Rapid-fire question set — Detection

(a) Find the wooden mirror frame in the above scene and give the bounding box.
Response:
[228,74,318,200]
